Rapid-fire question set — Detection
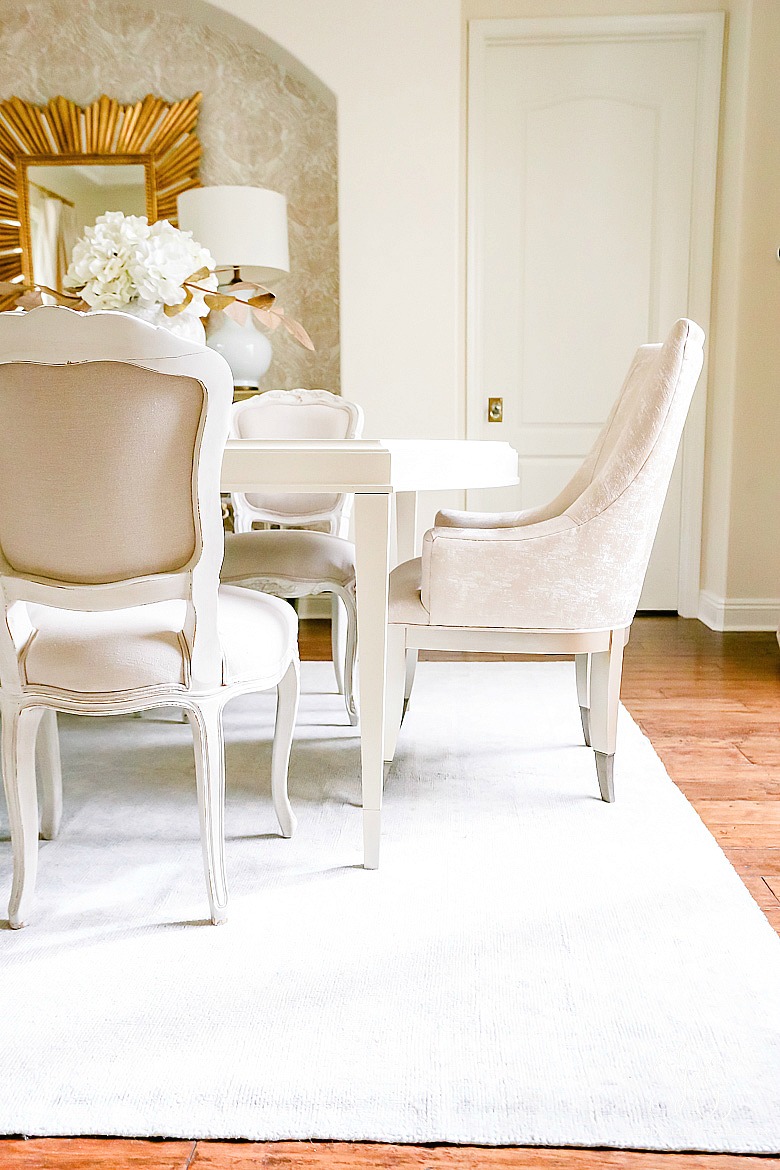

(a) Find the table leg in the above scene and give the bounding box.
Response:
[394,490,418,565]
[354,491,392,869]
[383,491,417,764]
[393,490,419,718]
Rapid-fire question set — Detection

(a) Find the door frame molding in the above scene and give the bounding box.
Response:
[466,13,724,616]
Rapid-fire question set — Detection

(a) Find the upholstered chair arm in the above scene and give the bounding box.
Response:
[435,504,560,529]
[420,499,653,631]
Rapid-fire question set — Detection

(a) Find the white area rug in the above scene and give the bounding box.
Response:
[1,661,779,1151]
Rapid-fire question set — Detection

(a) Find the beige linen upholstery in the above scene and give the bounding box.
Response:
[231,389,364,530]
[388,558,428,626]
[0,307,301,929]
[226,389,363,726]
[23,588,297,694]
[235,393,348,518]
[222,530,356,591]
[0,361,202,584]
[385,319,705,805]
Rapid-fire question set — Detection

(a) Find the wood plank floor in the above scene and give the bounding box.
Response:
[2,617,778,1169]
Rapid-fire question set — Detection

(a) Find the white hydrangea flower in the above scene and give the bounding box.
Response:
[65,211,217,316]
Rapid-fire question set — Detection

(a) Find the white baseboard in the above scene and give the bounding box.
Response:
[698,590,780,632]
[306,592,780,631]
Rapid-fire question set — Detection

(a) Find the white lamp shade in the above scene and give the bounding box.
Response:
[177,185,290,282]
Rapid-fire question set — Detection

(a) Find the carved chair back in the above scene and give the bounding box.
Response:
[230,389,364,535]
[0,307,234,695]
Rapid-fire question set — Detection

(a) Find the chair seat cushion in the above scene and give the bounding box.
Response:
[219,585,298,687]
[23,587,297,695]
[388,557,430,626]
[221,529,356,592]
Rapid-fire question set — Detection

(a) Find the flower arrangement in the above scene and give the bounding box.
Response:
[0,211,314,351]
[64,211,217,318]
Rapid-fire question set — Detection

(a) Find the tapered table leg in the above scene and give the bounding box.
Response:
[354,491,392,869]
[394,490,418,565]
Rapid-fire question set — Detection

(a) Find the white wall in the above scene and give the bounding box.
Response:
[724,0,780,625]
[205,0,463,446]
[464,0,778,629]
[208,0,779,627]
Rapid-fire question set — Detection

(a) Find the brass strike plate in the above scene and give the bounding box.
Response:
[487,396,503,423]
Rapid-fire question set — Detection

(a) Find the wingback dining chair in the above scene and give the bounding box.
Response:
[0,306,300,929]
[384,318,705,802]
[225,389,364,725]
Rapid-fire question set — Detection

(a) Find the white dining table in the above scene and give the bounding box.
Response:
[221,437,519,869]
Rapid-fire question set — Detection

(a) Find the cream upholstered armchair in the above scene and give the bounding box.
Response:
[0,307,300,928]
[385,319,705,800]
[223,389,364,725]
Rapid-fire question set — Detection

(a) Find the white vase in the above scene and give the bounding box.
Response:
[114,302,207,345]
[205,308,273,388]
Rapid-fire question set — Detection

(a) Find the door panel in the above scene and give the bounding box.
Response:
[467,20,712,609]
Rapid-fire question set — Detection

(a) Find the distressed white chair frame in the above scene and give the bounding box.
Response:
[231,389,364,536]
[229,389,364,724]
[0,307,300,928]
[383,320,706,805]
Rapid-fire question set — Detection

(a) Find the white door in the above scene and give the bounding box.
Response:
[467,15,722,611]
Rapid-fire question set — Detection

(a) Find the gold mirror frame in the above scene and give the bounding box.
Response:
[0,92,202,306]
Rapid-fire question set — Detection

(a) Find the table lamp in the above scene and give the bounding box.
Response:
[177,185,290,389]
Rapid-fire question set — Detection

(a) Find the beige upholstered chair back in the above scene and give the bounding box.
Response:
[0,361,204,585]
[0,307,234,693]
[551,318,705,622]
[535,318,706,620]
[420,319,704,631]
[231,389,364,530]
[567,319,704,531]
[530,320,703,530]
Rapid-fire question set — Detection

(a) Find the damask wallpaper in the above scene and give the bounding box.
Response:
[0,0,340,391]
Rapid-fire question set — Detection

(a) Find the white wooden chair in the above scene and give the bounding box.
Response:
[0,306,300,928]
[384,319,705,801]
[226,389,364,725]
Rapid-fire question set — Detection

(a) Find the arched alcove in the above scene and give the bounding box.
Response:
[0,0,339,391]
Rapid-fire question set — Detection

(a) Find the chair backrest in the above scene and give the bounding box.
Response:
[424,320,704,630]
[533,317,704,622]
[0,306,234,693]
[231,388,364,533]
[528,319,703,532]
[566,319,704,531]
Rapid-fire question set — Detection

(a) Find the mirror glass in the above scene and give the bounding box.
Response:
[26,164,147,291]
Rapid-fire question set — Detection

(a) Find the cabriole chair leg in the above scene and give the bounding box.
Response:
[271,656,300,838]
[2,703,45,928]
[37,708,63,841]
[188,697,229,925]
[341,588,359,727]
[331,593,346,696]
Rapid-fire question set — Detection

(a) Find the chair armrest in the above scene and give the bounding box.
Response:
[420,510,645,630]
[428,516,576,543]
[435,504,559,529]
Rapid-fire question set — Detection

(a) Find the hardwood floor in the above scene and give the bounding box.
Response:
[0,1140,778,1170]
[1,617,778,1169]
[619,618,780,935]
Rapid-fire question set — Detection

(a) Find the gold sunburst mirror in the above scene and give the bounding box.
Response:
[0,92,202,308]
